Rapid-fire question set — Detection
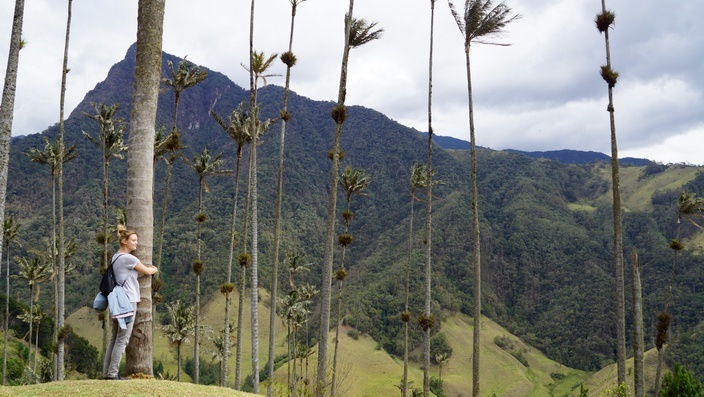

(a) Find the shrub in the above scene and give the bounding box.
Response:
[660,363,704,397]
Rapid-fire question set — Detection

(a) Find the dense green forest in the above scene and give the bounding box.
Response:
[4,44,704,385]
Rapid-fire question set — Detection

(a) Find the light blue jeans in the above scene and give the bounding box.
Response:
[102,303,136,378]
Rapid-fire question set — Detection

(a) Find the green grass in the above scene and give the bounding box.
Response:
[0,379,260,396]
[591,163,699,212]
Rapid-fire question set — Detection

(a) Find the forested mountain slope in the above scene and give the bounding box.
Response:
[5,44,704,381]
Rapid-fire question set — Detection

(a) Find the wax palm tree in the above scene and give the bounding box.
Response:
[331,166,370,397]
[448,1,519,395]
[162,300,196,382]
[436,352,449,382]
[231,105,272,390]
[187,147,226,384]
[162,56,207,131]
[83,102,127,275]
[401,162,430,397]
[594,2,626,384]
[242,46,278,392]
[125,0,165,376]
[279,251,316,396]
[153,128,185,273]
[210,103,251,388]
[17,305,44,376]
[210,102,250,386]
[317,10,383,395]
[653,190,704,395]
[2,215,19,385]
[419,3,437,395]
[14,254,50,381]
[23,138,77,272]
[54,0,74,379]
[267,3,308,394]
[156,55,206,275]
[23,135,77,379]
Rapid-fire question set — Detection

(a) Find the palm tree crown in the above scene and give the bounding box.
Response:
[449,0,520,47]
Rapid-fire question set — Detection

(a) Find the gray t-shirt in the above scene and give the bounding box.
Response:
[111,252,141,303]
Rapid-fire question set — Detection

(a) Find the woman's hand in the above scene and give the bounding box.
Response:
[135,262,158,276]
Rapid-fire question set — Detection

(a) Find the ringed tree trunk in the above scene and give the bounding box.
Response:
[465,45,482,397]
[317,2,356,395]
[55,0,73,379]
[422,2,435,396]
[124,0,164,377]
[0,0,25,379]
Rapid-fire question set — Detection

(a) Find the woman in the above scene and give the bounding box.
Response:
[103,225,158,380]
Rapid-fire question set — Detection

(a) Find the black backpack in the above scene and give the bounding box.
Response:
[99,254,125,296]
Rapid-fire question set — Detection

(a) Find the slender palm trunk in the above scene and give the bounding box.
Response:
[101,152,111,367]
[236,149,254,390]
[0,0,25,278]
[465,46,482,397]
[51,173,59,379]
[247,0,261,392]
[2,245,9,385]
[331,278,344,397]
[598,0,626,384]
[124,0,164,376]
[33,315,40,376]
[655,223,681,395]
[56,0,72,380]
[223,149,242,387]
[268,4,300,394]
[194,182,204,384]
[0,0,25,383]
[422,2,435,396]
[27,286,33,378]
[177,343,182,381]
[155,158,174,271]
[632,249,644,397]
[317,3,355,395]
[402,190,417,397]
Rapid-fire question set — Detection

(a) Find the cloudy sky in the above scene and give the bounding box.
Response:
[1,0,703,164]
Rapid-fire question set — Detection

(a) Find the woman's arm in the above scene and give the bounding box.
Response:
[134,262,158,276]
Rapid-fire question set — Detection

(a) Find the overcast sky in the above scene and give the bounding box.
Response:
[1,0,702,164]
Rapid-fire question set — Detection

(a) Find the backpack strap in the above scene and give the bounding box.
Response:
[110,253,127,287]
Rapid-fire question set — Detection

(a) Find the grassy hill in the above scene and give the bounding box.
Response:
[68,293,603,397]
[0,379,259,397]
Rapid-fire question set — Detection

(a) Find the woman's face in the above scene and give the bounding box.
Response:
[122,233,139,252]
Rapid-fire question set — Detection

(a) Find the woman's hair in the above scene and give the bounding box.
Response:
[116,224,138,245]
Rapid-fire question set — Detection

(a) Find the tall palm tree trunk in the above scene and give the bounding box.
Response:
[422,2,435,396]
[317,3,355,395]
[236,149,254,390]
[27,285,33,378]
[124,0,164,376]
[0,0,24,262]
[465,47,482,397]
[402,184,418,397]
[268,3,303,394]
[223,149,243,386]
[247,0,261,391]
[2,245,9,385]
[33,315,40,375]
[56,0,72,380]
[331,278,344,397]
[632,249,644,397]
[194,182,204,384]
[596,0,626,384]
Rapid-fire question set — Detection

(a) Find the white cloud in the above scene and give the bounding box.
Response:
[1,0,702,164]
